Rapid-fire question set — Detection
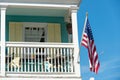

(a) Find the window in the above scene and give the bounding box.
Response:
[24,23,47,42]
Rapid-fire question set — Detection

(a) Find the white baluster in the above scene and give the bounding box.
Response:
[24,47,26,72]
[67,48,69,72]
[63,48,66,72]
[27,48,30,72]
[17,47,20,72]
[34,48,36,72]
[37,47,40,72]
[46,48,50,72]
[70,48,74,72]
[31,48,33,72]
[57,48,59,72]
[7,47,10,72]
[21,47,23,72]
[50,48,53,72]
[54,48,56,72]
[60,48,64,72]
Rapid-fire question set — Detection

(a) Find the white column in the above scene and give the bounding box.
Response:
[71,9,81,77]
[71,9,78,45]
[0,7,6,76]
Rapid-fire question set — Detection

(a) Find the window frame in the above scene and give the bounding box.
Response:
[23,22,48,42]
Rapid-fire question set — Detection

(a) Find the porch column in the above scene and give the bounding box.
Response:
[0,7,6,76]
[71,8,79,46]
[71,8,81,77]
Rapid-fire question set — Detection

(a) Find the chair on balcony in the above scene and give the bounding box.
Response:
[8,53,21,71]
[9,57,21,69]
[44,54,65,72]
[47,52,73,72]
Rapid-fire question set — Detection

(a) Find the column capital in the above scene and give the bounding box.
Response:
[70,6,79,13]
[71,10,77,13]
[0,5,7,10]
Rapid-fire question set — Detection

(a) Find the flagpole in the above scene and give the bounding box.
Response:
[77,12,88,63]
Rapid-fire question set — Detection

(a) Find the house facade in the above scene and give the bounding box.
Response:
[0,0,82,80]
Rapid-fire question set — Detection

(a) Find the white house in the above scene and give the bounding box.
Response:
[0,0,82,80]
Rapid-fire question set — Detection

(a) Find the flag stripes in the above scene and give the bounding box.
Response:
[81,18,100,74]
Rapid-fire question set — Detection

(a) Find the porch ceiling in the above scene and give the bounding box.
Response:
[6,6,68,17]
[0,0,81,17]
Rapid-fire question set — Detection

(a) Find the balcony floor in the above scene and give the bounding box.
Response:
[0,76,82,80]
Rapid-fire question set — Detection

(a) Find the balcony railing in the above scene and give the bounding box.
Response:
[5,42,75,74]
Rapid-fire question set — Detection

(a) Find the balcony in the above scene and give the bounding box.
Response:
[0,1,81,79]
[2,42,79,78]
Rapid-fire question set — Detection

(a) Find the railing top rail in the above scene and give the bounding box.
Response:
[6,42,75,48]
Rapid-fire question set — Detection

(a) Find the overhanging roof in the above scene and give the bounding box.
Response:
[0,0,81,6]
[0,0,81,17]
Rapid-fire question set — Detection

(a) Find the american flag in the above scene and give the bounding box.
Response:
[81,18,100,74]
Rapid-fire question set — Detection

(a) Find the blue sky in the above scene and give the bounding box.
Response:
[77,0,120,80]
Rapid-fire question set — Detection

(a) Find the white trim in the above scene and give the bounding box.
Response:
[5,72,81,79]
[23,22,47,28]
[0,77,82,80]
[0,2,78,9]
[6,42,74,48]
[0,7,6,76]
[71,9,81,77]
[71,10,78,45]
